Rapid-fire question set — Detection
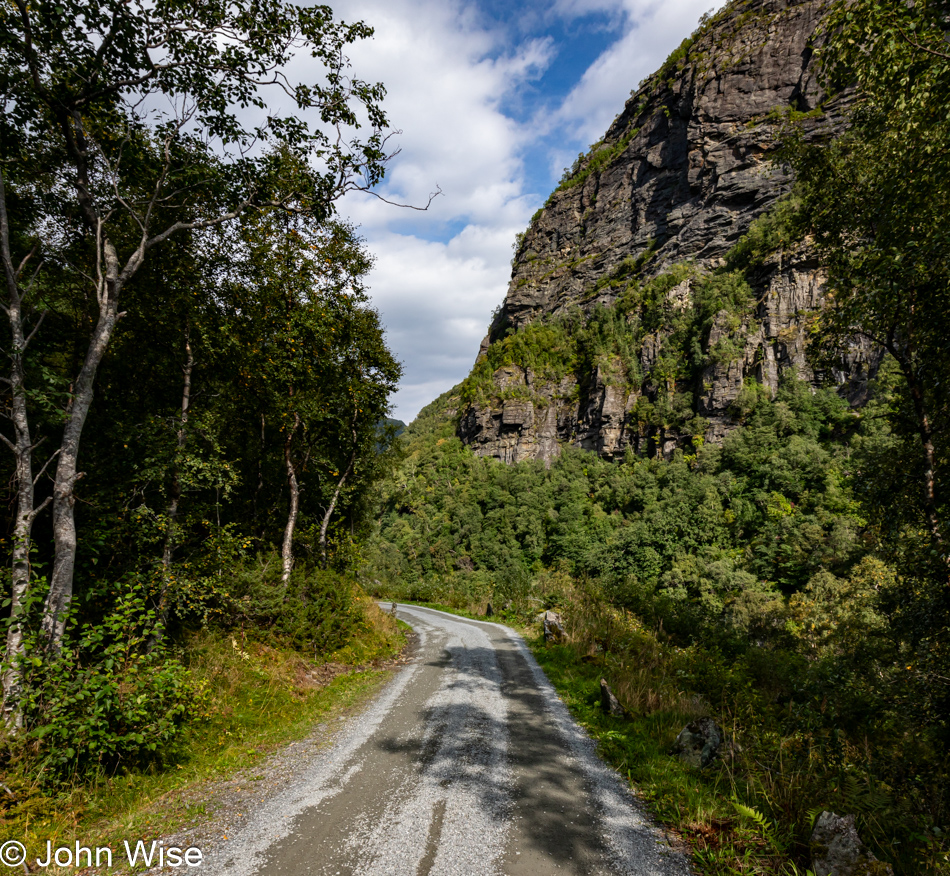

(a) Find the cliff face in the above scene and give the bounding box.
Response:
[456,0,879,464]
[497,0,839,334]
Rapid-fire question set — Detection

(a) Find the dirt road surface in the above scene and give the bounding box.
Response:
[199,605,691,876]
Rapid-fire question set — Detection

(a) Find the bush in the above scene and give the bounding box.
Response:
[225,557,372,659]
[11,582,191,781]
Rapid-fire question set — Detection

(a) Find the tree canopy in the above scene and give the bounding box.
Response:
[0,0,404,739]
[786,0,950,573]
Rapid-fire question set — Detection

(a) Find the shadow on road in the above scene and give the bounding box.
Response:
[375,632,610,871]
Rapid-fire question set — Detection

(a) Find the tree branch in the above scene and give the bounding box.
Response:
[358,184,443,212]
[896,25,950,61]
[32,447,59,486]
[22,310,47,351]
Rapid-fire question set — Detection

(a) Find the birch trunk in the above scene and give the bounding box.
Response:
[2,331,45,725]
[41,238,124,649]
[318,424,358,568]
[254,413,265,528]
[0,173,51,723]
[281,413,302,585]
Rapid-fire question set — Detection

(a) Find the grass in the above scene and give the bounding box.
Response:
[1,600,406,870]
[527,636,804,875]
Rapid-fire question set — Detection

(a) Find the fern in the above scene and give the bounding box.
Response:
[733,800,780,850]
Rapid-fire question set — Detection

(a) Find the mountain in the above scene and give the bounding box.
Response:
[453,0,880,464]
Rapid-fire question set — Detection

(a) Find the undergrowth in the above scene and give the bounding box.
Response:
[530,589,950,876]
[0,599,404,857]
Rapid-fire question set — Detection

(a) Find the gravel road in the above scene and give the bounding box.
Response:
[199,605,691,876]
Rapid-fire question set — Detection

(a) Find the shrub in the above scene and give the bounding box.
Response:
[11,582,191,781]
[225,558,367,659]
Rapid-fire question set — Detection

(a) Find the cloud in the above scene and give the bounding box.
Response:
[320,0,719,422]
[365,227,518,420]
[336,0,552,224]
[554,0,719,143]
[328,0,545,420]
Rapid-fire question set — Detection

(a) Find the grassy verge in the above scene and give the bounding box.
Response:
[1,600,407,865]
[527,635,804,876]
[525,596,948,876]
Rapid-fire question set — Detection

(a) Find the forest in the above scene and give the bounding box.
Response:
[0,0,405,793]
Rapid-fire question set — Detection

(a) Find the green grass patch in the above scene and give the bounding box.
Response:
[527,635,810,875]
[1,608,406,861]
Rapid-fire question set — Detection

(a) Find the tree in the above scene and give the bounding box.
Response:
[0,0,401,711]
[0,171,54,726]
[224,216,400,580]
[787,0,950,575]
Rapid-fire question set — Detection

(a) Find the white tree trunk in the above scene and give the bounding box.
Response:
[0,169,51,727]
[319,424,358,568]
[281,413,302,586]
[41,239,124,650]
[150,328,193,648]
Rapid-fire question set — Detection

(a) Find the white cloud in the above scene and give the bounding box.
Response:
[553,0,720,143]
[321,0,721,422]
[365,228,517,419]
[335,0,551,223]
[326,0,544,421]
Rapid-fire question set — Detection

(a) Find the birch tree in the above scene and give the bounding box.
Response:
[225,217,398,582]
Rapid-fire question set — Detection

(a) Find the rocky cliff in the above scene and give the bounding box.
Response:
[456,0,879,464]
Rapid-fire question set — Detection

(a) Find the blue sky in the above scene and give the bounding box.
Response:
[332,0,719,422]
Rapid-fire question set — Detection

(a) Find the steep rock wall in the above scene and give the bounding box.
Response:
[456,0,878,465]
[496,0,842,335]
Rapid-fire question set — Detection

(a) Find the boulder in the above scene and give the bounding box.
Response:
[670,717,723,768]
[542,611,565,643]
[599,679,628,718]
[810,812,894,876]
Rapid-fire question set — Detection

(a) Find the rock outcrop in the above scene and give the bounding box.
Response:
[810,812,894,876]
[600,679,629,719]
[457,0,880,464]
[671,717,726,768]
[496,0,843,335]
[542,610,566,643]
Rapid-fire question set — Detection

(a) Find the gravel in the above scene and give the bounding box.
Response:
[148,606,691,876]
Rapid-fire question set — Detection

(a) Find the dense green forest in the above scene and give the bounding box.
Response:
[0,0,404,785]
[365,1,950,872]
